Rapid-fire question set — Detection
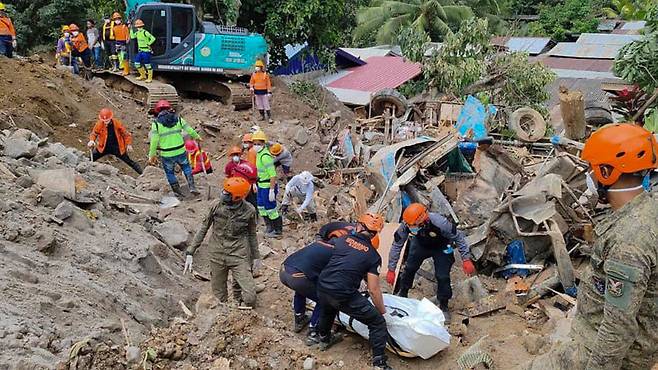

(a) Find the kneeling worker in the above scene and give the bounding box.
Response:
[316,213,393,370]
[387,203,475,319]
[185,177,261,308]
[281,171,317,222]
[88,108,142,174]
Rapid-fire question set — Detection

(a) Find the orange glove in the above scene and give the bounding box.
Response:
[462,259,476,276]
[386,270,396,286]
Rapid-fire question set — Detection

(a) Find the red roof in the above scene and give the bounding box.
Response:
[327,56,422,92]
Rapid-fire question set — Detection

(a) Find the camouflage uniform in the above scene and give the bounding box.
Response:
[525,191,658,370]
[187,199,260,306]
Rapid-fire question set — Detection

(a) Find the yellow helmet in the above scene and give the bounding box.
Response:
[62,25,70,32]
[0,3,6,11]
[252,130,267,142]
[255,60,265,68]
[269,143,283,155]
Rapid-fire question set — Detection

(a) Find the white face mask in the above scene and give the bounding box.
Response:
[586,171,650,194]
[242,143,250,149]
[255,67,262,72]
[72,31,79,36]
[232,155,240,163]
[64,32,70,37]
[253,144,263,152]
[114,20,121,25]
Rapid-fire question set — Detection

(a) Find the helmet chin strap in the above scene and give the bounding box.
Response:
[606,184,645,193]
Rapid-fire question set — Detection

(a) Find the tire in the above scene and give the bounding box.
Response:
[509,107,546,142]
[370,88,408,117]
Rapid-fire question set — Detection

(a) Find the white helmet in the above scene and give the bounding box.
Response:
[299,171,314,184]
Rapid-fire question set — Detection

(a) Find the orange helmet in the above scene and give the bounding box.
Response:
[228,145,242,156]
[242,133,253,143]
[403,203,429,226]
[134,19,145,27]
[98,108,113,121]
[112,12,122,20]
[223,177,251,201]
[270,143,283,155]
[69,24,80,32]
[358,213,384,233]
[581,123,658,186]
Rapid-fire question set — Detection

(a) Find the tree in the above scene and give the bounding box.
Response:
[396,26,431,63]
[352,0,478,45]
[614,6,658,94]
[529,0,599,41]
[602,0,653,20]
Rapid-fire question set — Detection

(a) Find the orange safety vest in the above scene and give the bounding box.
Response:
[249,72,272,92]
[71,33,89,52]
[0,16,15,37]
[113,24,129,42]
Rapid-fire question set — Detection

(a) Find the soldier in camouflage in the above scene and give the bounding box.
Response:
[185,177,261,307]
[525,123,658,370]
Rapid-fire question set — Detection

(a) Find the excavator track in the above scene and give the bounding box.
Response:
[95,70,180,111]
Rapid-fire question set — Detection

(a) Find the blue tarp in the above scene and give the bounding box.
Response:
[455,95,497,141]
[501,240,529,278]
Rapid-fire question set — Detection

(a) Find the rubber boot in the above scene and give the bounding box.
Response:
[266,110,273,124]
[186,173,200,195]
[259,110,265,121]
[136,67,146,80]
[319,333,343,351]
[170,183,184,197]
[439,299,451,322]
[273,216,283,236]
[263,216,273,235]
[122,61,130,76]
[145,69,153,83]
[294,314,310,333]
[305,327,320,346]
[373,355,394,370]
[111,58,119,72]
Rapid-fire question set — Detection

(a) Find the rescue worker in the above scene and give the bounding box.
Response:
[111,12,130,75]
[100,15,114,69]
[87,108,142,174]
[185,177,261,308]
[253,130,283,237]
[69,24,92,69]
[524,123,658,370]
[225,145,258,209]
[148,99,202,197]
[270,143,293,179]
[316,213,393,370]
[387,203,475,320]
[242,133,257,166]
[55,26,72,67]
[249,60,273,123]
[0,2,16,58]
[86,20,102,69]
[130,19,155,82]
[315,221,357,242]
[280,171,317,222]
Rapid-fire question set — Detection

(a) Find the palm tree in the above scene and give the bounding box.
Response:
[353,0,477,45]
[602,0,651,20]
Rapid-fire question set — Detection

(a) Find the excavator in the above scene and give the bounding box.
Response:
[98,0,268,110]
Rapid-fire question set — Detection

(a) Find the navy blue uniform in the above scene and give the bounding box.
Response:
[315,221,356,243]
[317,233,389,361]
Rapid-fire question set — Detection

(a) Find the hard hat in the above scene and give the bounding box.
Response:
[112,12,122,20]
[134,19,145,28]
[252,130,267,142]
[98,108,113,121]
[269,143,283,155]
[69,24,80,32]
[402,203,429,227]
[228,145,242,156]
[235,161,257,178]
[358,213,384,233]
[242,133,253,143]
[0,3,6,11]
[223,177,251,201]
[581,123,658,186]
[255,60,265,68]
[62,25,70,32]
[298,171,314,184]
[154,99,172,114]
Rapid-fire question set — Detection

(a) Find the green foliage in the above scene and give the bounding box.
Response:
[397,26,431,63]
[529,0,599,41]
[614,32,658,93]
[602,0,654,20]
[490,52,555,109]
[398,79,429,98]
[289,80,327,113]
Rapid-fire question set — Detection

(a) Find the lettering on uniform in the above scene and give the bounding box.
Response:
[592,276,606,295]
[606,278,624,297]
[429,231,437,237]
[346,238,369,252]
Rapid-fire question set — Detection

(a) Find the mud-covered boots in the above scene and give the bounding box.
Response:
[186,173,200,195]
[170,183,184,197]
[319,333,343,351]
[373,355,394,370]
[294,314,310,333]
[122,61,130,76]
[263,216,274,235]
[266,110,273,124]
[145,69,153,83]
[439,299,451,322]
[272,216,283,236]
[259,110,265,121]
[136,67,146,80]
[305,328,320,346]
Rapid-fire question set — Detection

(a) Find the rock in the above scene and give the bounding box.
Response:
[125,346,141,364]
[294,128,309,146]
[282,119,300,126]
[40,189,64,208]
[92,162,118,176]
[33,168,76,199]
[153,221,189,249]
[523,332,549,355]
[76,161,92,173]
[246,359,258,369]
[337,360,345,367]
[258,244,272,259]
[44,142,80,166]
[53,201,74,220]
[16,175,33,188]
[65,210,92,232]
[36,230,58,253]
[303,357,315,370]
[3,137,38,159]
[9,270,39,284]
[10,128,34,141]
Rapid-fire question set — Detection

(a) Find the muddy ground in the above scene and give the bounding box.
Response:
[0,56,562,370]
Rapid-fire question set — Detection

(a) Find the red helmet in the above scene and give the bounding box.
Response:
[153,99,172,114]
[98,108,113,122]
[235,161,257,179]
[184,139,198,152]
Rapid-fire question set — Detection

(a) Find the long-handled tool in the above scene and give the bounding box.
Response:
[197,142,212,200]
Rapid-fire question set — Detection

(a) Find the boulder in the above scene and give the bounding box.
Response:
[294,128,309,146]
[3,137,38,159]
[33,168,76,199]
[92,162,118,176]
[53,201,74,220]
[44,142,80,166]
[153,221,189,249]
[40,189,65,208]
[10,128,34,141]
[16,175,33,188]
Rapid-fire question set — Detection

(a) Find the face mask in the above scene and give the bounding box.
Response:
[232,155,240,163]
[221,191,233,204]
[586,171,650,194]
[255,67,262,72]
[242,143,250,149]
[72,31,79,36]
[64,33,70,37]
[409,226,421,234]
[253,144,263,152]
[115,20,121,25]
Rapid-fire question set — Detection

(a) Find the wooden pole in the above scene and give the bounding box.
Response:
[559,86,587,140]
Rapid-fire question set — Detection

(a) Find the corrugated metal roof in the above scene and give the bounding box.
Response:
[324,87,373,105]
[547,33,641,59]
[621,21,646,30]
[505,37,553,55]
[540,56,613,72]
[338,46,400,61]
[326,56,422,92]
[577,33,641,45]
[597,20,618,31]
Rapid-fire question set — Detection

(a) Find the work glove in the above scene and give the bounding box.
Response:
[268,188,275,202]
[101,43,105,50]
[280,204,289,214]
[252,184,258,193]
[386,270,396,286]
[183,254,193,274]
[148,156,158,166]
[249,87,254,92]
[11,39,16,49]
[252,258,263,272]
[462,259,476,276]
[87,140,96,148]
[126,145,133,152]
[267,93,272,98]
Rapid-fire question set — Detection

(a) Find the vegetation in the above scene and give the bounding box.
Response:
[396,26,431,63]
[602,0,655,19]
[289,80,328,113]
[528,0,599,41]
